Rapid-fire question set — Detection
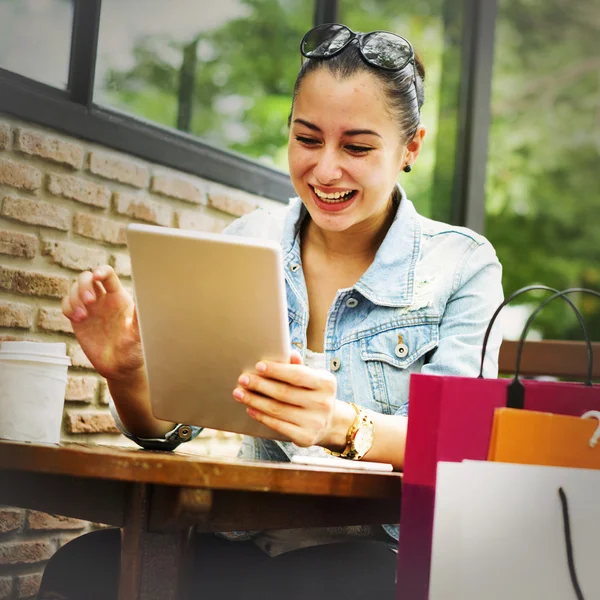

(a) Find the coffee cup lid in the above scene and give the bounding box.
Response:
[0,341,71,366]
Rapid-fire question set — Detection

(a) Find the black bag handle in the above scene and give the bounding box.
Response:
[478,285,588,379]
[507,287,600,408]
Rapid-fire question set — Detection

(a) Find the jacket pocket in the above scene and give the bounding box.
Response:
[359,321,439,414]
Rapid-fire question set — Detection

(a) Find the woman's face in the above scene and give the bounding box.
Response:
[288,68,411,235]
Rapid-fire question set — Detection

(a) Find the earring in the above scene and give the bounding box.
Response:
[403,164,412,173]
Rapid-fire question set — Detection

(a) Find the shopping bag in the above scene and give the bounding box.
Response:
[429,460,600,600]
[488,408,600,469]
[396,286,600,600]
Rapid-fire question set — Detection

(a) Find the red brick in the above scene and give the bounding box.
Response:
[208,190,257,217]
[42,239,108,271]
[0,540,54,566]
[65,375,98,402]
[27,511,87,531]
[0,158,42,192]
[68,344,94,369]
[110,252,131,277]
[0,123,10,150]
[47,173,110,208]
[0,577,11,600]
[73,213,126,245]
[15,573,42,599]
[99,380,112,405]
[0,301,34,329]
[151,174,204,204]
[0,507,23,533]
[0,335,30,342]
[113,192,172,226]
[56,531,85,548]
[0,267,69,299]
[89,152,149,188]
[38,308,73,334]
[1,195,70,231]
[65,411,119,434]
[15,128,84,169]
[175,209,229,232]
[0,229,37,259]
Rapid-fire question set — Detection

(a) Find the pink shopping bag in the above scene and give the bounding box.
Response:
[396,286,600,600]
[396,374,600,600]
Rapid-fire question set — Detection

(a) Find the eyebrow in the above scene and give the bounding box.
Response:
[293,118,382,139]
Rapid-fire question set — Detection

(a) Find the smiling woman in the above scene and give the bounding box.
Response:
[39,21,503,600]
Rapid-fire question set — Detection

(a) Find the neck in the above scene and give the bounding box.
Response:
[303,195,397,262]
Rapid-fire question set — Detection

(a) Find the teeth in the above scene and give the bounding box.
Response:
[313,188,354,202]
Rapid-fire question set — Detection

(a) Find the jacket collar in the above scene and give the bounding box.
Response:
[281,185,421,307]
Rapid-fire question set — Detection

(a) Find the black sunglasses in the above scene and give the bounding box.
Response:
[300,24,419,111]
[300,23,415,72]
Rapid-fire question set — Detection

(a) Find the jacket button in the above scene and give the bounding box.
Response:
[290,263,301,272]
[177,426,193,440]
[345,297,358,308]
[394,343,409,358]
[330,358,341,371]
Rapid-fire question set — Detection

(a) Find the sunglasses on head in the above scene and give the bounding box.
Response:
[300,23,415,72]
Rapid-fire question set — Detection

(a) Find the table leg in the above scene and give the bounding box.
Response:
[119,484,194,600]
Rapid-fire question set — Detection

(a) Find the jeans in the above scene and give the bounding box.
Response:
[37,528,398,600]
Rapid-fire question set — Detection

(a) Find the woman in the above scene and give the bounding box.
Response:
[39,23,503,600]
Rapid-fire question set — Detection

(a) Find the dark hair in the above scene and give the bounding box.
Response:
[288,40,425,145]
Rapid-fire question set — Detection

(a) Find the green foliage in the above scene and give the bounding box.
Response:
[485,0,600,339]
[101,0,600,340]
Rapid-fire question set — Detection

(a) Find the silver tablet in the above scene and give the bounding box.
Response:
[126,223,290,440]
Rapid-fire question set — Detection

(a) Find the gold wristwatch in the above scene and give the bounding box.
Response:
[326,403,375,460]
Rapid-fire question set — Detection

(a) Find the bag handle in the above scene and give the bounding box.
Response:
[478,285,588,378]
[507,287,599,408]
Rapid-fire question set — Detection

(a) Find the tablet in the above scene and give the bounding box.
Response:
[126,223,291,440]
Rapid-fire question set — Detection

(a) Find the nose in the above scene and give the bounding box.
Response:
[313,148,343,185]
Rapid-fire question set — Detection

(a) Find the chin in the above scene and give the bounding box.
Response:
[305,208,358,233]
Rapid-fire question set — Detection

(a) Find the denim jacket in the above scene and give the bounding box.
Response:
[111,186,504,543]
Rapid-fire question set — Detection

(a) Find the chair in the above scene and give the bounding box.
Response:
[498,339,600,380]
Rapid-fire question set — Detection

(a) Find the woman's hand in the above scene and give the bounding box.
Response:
[62,266,143,381]
[233,350,352,448]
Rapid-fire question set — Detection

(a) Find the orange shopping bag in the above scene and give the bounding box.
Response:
[488,407,600,469]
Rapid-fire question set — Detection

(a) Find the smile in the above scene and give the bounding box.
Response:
[311,186,358,203]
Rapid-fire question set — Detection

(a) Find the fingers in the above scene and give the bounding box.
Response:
[254,360,336,392]
[289,350,303,365]
[237,373,307,407]
[245,407,307,444]
[233,390,323,447]
[63,271,94,321]
[92,266,122,294]
[234,388,303,422]
[62,265,122,323]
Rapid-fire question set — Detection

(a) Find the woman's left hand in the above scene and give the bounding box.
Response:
[233,350,340,447]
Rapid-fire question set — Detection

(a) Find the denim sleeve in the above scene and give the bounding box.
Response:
[108,397,202,451]
[423,240,504,378]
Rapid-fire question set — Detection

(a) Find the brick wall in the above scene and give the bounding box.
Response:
[0,115,285,598]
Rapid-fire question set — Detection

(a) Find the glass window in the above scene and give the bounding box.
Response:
[94,0,312,170]
[485,0,600,340]
[0,0,73,89]
[339,0,447,219]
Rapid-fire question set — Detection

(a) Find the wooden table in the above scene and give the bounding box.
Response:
[0,440,402,600]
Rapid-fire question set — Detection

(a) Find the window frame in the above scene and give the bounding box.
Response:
[0,0,497,219]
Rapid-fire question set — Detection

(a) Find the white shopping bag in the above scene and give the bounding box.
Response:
[429,461,599,600]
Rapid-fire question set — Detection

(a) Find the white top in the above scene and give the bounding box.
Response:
[303,347,327,371]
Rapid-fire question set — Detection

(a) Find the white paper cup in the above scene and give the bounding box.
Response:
[0,341,71,444]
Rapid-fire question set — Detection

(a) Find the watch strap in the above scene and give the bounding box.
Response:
[325,403,374,461]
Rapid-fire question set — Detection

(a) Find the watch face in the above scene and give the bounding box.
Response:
[354,424,374,455]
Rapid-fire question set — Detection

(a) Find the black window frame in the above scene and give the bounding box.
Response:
[0,0,497,224]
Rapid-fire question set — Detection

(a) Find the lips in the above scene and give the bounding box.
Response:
[309,185,357,212]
